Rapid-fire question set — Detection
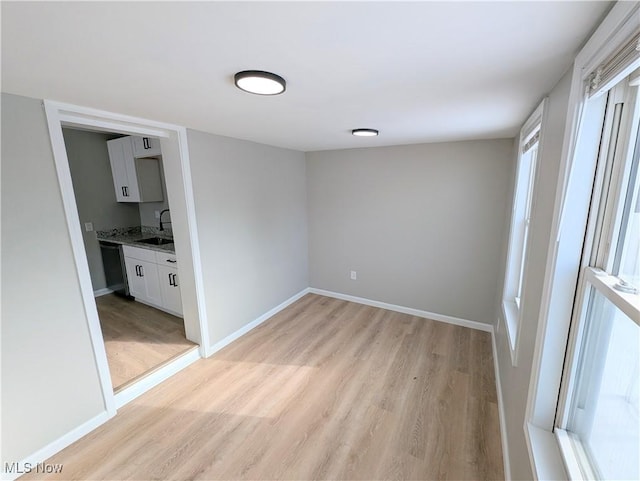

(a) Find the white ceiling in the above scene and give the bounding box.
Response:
[2,1,610,152]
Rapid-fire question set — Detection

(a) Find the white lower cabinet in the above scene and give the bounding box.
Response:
[124,257,162,306]
[123,245,183,316]
[158,264,182,314]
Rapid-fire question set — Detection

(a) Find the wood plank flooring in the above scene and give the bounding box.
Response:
[27,294,503,480]
[96,294,196,391]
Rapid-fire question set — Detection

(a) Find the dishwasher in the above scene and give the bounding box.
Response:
[99,241,131,297]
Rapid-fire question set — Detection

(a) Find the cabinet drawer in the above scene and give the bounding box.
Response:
[123,244,157,263]
[156,252,178,266]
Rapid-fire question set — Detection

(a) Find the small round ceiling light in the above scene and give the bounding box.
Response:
[234,70,286,95]
[352,128,379,137]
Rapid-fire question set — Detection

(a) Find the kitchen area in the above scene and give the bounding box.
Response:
[63,128,196,392]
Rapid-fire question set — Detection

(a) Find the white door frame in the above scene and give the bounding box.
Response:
[43,100,211,416]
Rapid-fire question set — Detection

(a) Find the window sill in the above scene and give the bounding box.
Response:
[502,300,520,366]
[526,423,568,481]
[555,429,595,480]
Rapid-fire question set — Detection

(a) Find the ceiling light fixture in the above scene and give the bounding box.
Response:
[352,128,379,137]
[234,70,286,95]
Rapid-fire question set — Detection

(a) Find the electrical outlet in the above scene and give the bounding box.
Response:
[350,270,357,280]
[155,210,161,219]
[84,222,93,232]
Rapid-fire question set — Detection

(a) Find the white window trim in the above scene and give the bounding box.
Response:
[523,2,640,479]
[554,76,639,477]
[555,428,596,480]
[554,267,640,480]
[502,99,546,366]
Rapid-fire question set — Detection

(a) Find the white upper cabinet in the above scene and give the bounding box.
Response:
[107,136,139,201]
[107,137,163,203]
[132,136,162,158]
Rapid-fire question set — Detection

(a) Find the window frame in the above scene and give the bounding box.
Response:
[554,78,639,479]
[502,99,546,366]
[522,3,640,479]
[556,267,640,479]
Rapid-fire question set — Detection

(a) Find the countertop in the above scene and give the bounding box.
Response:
[97,228,175,254]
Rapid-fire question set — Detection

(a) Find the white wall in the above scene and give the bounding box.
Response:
[186,129,309,346]
[494,70,572,481]
[1,93,106,464]
[307,140,513,324]
[63,128,141,291]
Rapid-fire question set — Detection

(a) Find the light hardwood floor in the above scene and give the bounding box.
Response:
[96,294,196,391]
[27,294,503,480]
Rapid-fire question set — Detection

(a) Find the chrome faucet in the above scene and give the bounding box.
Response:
[159,209,171,231]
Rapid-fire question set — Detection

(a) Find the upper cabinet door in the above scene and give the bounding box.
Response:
[107,137,140,202]
[132,136,162,158]
[107,137,163,203]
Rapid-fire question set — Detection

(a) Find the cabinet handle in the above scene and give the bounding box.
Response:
[122,186,126,197]
[135,265,139,276]
[122,186,129,197]
[139,265,144,277]
[166,259,177,263]
[143,137,150,149]
[168,273,174,286]
[172,273,178,287]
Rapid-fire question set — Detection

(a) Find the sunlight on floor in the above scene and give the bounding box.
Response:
[136,360,317,419]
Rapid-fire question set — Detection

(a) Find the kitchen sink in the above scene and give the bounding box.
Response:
[136,237,174,246]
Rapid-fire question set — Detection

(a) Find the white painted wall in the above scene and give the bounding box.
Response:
[1,93,106,464]
[186,129,309,346]
[306,140,513,324]
[494,70,572,481]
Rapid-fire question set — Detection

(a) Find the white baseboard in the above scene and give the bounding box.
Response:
[93,287,114,297]
[308,288,492,332]
[3,410,112,481]
[114,347,201,408]
[492,329,512,481]
[207,287,311,356]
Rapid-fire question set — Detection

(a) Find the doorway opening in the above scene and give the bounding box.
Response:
[44,101,210,415]
[62,127,198,393]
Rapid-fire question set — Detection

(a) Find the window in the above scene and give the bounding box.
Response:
[556,74,640,480]
[502,100,545,361]
[521,5,640,480]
